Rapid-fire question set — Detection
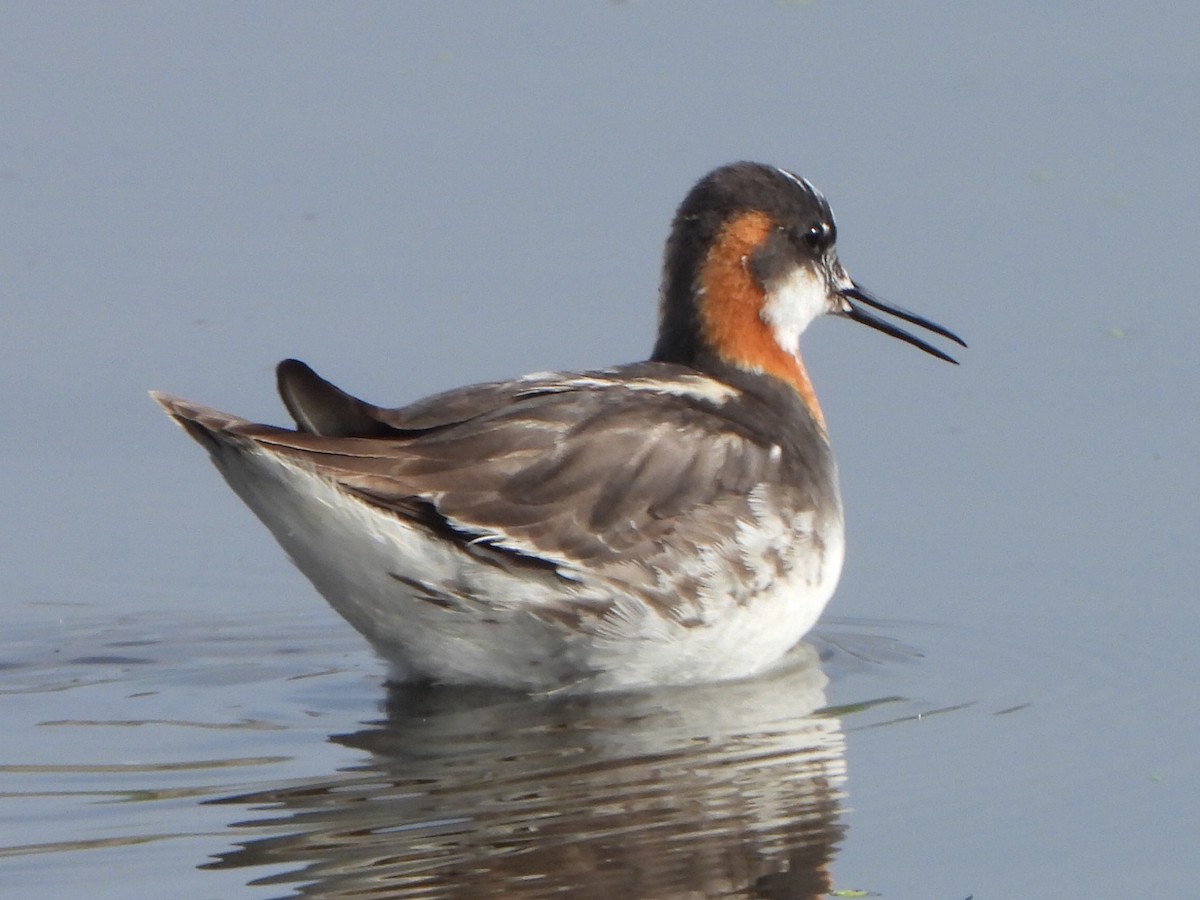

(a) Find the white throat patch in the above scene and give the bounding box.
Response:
[760,266,829,353]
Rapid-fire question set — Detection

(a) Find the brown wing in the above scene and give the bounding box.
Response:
[157,362,831,612]
[253,385,782,571]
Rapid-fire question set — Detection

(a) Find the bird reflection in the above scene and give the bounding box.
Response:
[202,643,847,898]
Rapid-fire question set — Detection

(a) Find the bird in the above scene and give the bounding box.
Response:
[152,161,964,693]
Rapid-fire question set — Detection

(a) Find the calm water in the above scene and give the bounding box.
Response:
[3,3,1198,897]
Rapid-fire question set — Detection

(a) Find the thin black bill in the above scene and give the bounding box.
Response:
[839,284,967,364]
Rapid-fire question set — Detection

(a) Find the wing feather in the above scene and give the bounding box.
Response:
[157,363,832,617]
[257,384,782,568]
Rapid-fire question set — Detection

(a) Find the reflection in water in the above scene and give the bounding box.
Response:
[203,643,846,898]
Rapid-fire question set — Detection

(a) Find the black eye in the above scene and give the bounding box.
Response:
[802,221,835,253]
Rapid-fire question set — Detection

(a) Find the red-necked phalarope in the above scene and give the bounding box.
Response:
[153,162,964,692]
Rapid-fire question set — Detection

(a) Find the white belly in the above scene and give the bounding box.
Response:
[210,442,844,692]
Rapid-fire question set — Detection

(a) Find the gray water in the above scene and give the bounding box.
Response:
[3,3,1197,897]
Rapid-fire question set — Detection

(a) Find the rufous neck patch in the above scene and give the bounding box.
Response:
[697,211,826,430]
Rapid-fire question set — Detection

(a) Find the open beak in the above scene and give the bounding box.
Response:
[836,283,967,364]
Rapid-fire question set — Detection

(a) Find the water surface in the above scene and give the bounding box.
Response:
[3,3,1197,896]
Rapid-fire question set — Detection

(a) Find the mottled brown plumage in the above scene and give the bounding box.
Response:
[158,361,837,616]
